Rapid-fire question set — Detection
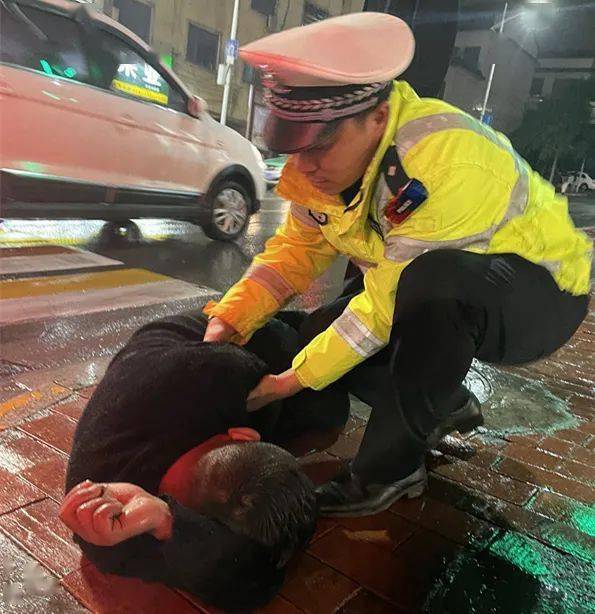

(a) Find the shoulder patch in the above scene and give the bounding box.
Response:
[380,146,409,196]
[308,210,328,225]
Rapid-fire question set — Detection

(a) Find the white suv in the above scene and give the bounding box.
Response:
[0,0,266,241]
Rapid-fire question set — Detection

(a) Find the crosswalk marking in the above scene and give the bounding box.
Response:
[0,268,168,300]
[0,245,121,276]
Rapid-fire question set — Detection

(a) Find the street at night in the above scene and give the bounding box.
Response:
[1,0,594,612]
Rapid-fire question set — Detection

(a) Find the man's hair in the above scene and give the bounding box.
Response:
[188,442,317,567]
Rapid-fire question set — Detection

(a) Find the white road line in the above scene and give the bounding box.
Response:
[0,279,217,325]
[0,252,122,275]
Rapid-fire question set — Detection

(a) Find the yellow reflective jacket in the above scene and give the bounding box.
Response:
[204,81,592,390]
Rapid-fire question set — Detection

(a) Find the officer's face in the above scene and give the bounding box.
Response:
[293,102,389,195]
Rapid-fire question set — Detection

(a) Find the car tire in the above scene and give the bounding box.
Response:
[578,183,589,193]
[202,179,251,241]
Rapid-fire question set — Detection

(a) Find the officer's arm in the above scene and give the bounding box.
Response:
[291,163,512,390]
[203,202,339,342]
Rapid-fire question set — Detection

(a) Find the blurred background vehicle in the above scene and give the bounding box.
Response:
[0,0,266,241]
[573,171,595,192]
[263,155,288,190]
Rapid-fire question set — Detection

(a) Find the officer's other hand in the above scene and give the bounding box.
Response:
[203,316,238,343]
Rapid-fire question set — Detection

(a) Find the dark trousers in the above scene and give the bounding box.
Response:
[299,250,589,483]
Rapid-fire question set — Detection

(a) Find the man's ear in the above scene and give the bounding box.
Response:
[228,427,261,442]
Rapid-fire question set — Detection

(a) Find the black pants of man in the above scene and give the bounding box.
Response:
[298,250,589,484]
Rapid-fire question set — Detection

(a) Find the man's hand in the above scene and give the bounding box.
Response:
[59,480,173,546]
[203,317,238,343]
[247,369,304,411]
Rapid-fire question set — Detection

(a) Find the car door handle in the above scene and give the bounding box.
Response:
[0,80,15,95]
[118,114,138,128]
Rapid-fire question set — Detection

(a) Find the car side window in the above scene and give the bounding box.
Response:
[0,4,91,85]
[89,32,186,113]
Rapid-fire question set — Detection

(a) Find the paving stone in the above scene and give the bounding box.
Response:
[0,384,71,429]
[51,396,87,421]
[496,457,595,504]
[74,386,97,400]
[0,467,45,515]
[310,518,338,544]
[0,428,64,474]
[551,427,592,445]
[17,410,77,455]
[61,564,200,613]
[557,459,595,486]
[280,553,359,614]
[0,499,83,578]
[325,427,364,460]
[537,436,577,457]
[0,530,88,612]
[432,458,537,506]
[466,448,501,470]
[299,452,345,486]
[21,453,68,502]
[570,445,595,467]
[529,491,595,537]
[336,589,405,613]
[255,595,304,613]
[502,442,562,472]
[578,421,595,436]
[504,433,544,448]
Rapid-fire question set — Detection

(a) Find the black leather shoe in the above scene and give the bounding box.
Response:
[427,391,483,448]
[316,465,427,518]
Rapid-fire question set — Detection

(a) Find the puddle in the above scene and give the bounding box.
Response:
[464,361,579,438]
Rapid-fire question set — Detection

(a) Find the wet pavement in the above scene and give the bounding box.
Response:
[0,194,593,613]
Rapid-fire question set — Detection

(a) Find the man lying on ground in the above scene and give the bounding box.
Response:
[60,311,350,611]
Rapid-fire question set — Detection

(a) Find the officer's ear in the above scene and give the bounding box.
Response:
[370,101,389,135]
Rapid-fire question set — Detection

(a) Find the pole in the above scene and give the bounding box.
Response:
[221,0,240,126]
[480,1,507,122]
[245,82,255,140]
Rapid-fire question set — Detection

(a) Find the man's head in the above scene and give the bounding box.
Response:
[186,439,317,567]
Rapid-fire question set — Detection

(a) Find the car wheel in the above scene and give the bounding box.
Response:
[202,179,250,241]
[578,183,589,193]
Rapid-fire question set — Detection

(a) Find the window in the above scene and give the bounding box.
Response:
[530,77,544,96]
[186,23,219,72]
[462,47,480,71]
[113,0,152,43]
[251,0,277,16]
[0,4,91,84]
[90,32,185,111]
[242,62,255,83]
[303,2,329,25]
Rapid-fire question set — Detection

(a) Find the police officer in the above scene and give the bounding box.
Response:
[203,13,592,516]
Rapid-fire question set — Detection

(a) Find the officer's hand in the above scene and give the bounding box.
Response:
[203,316,238,343]
[59,480,173,546]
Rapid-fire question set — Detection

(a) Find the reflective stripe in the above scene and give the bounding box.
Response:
[332,307,385,357]
[244,263,295,304]
[397,112,517,163]
[350,257,377,273]
[383,111,531,263]
[290,202,321,229]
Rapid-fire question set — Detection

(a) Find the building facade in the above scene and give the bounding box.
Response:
[442,11,538,134]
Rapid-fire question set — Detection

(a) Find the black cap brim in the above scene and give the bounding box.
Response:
[264,114,327,154]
